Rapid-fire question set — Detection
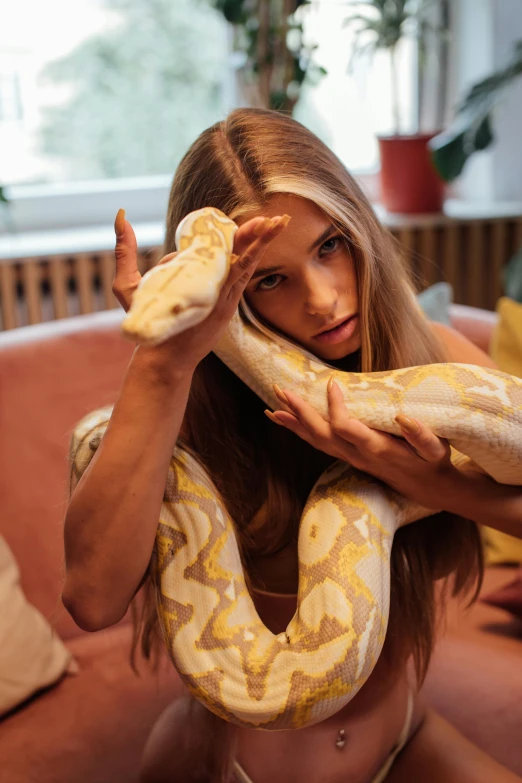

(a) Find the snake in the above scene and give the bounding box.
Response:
[69,207,522,730]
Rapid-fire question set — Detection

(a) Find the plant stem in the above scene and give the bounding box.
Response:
[257,0,271,108]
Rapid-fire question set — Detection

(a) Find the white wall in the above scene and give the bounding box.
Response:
[490,0,522,200]
[453,0,522,202]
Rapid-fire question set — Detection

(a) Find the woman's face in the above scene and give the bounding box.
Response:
[243,193,360,362]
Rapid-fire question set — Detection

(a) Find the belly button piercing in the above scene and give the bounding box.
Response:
[335,729,346,749]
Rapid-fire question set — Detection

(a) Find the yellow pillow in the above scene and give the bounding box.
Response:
[482,297,522,565]
[490,297,522,378]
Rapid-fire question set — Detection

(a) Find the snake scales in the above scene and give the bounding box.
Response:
[70,207,522,730]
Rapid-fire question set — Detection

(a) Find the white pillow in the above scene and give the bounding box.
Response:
[417,282,453,325]
[0,536,78,716]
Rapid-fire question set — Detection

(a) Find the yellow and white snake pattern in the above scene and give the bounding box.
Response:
[69,207,522,730]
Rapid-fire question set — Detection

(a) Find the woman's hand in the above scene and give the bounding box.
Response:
[266,379,460,510]
[111,208,290,372]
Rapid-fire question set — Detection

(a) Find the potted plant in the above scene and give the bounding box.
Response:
[211,0,327,112]
[429,40,522,182]
[343,0,450,213]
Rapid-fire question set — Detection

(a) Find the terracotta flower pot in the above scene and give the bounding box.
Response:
[378,133,446,214]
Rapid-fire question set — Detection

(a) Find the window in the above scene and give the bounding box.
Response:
[0,72,23,123]
[0,0,417,233]
[0,0,229,188]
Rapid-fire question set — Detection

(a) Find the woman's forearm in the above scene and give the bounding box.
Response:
[62,344,194,631]
[441,468,522,538]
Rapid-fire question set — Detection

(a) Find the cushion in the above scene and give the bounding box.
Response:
[0,536,77,717]
[482,297,522,566]
[480,567,522,621]
[417,282,452,324]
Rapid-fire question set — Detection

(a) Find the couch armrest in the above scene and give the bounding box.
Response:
[448,304,498,356]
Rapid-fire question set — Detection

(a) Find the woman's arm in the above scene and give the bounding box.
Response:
[63,348,194,631]
[63,210,289,632]
[433,466,522,538]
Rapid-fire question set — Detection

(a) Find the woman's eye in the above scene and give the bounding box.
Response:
[320,236,341,254]
[257,274,283,292]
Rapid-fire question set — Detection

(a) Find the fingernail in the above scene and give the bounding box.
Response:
[327,374,336,393]
[253,217,273,237]
[269,214,291,231]
[395,414,420,435]
[273,384,289,403]
[230,253,240,264]
[114,208,126,237]
[264,409,283,425]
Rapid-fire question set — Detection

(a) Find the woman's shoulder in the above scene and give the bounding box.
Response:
[429,320,498,369]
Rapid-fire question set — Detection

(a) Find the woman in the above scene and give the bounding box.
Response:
[63,109,522,782]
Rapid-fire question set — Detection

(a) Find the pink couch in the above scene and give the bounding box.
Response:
[0,310,182,783]
[0,304,520,781]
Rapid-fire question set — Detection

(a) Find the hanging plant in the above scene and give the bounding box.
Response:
[210,0,326,112]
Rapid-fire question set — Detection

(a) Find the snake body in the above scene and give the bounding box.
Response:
[70,207,522,730]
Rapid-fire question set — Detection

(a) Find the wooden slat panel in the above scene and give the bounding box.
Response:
[441,222,460,301]
[395,228,414,269]
[418,226,437,288]
[490,221,507,309]
[22,260,42,325]
[467,222,485,308]
[74,254,94,314]
[49,256,69,319]
[0,262,18,330]
[1,215,520,333]
[516,218,522,256]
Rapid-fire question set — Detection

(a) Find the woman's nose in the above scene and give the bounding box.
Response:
[304,278,338,316]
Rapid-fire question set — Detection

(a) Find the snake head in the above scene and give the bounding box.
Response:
[121,257,219,346]
[121,207,236,347]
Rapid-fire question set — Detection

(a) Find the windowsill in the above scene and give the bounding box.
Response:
[0,199,521,261]
[0,221,166,260]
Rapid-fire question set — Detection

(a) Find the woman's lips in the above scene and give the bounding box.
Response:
[313,315,358,345]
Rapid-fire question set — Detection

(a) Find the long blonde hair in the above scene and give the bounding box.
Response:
[132,108,483,782]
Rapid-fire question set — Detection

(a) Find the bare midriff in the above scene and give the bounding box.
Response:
[235,547,425,783]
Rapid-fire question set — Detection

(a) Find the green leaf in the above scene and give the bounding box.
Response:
[504,247,522,304]
[0,186,8,204]
[473,113,494,150]
[429,129,468,182]
[429,115,493,182]
[212,0,246,24]
[269,89,288,111]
